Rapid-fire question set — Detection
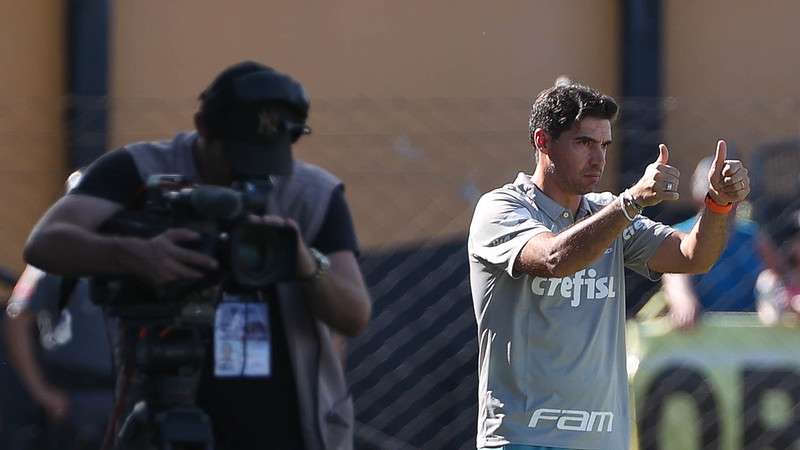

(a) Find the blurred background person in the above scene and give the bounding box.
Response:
[0,272,37,450]
[661,156,769,330]
[4,271,113,450]
[3,170,113,450]
[756,209,800,325]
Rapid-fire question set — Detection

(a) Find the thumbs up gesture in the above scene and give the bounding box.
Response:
[629,144,681,207]
[707,140,750,205]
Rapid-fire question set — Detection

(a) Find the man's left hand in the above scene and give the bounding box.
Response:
[247,214,316,279]
[247,214,371,336]
[707,139,751,205]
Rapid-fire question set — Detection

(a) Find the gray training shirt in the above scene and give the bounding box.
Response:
[468,173,674,450]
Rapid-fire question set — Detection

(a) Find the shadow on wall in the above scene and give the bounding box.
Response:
[351,239,477,450]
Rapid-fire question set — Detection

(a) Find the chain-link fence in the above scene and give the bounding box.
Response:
[320,97,800,449]
[2,96,800,449]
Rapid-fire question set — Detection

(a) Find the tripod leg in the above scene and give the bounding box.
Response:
[115,401,158,450]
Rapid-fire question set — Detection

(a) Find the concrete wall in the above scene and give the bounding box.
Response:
[662,0,800,203]
[110,0,620,249]
[5,0,800,273]
[0,1,65,280]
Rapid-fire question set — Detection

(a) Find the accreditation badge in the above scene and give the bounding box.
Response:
[214,293,271,378]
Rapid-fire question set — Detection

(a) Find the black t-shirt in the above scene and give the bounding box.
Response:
[74,149,359,449]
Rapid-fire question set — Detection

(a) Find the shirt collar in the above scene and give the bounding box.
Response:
[514,172,594,223]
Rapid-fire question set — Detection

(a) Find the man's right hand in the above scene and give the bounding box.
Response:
[669,296,700,331]
[127,228,219,286]
[629,144,681,207]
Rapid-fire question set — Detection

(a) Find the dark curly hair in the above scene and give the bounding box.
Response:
[528,82,618,150]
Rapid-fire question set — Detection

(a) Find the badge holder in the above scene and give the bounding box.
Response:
[214,291,272,378]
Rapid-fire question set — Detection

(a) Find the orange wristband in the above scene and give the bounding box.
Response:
[704,193,733,214]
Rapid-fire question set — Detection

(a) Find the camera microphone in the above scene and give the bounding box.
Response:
[185,186,244,220]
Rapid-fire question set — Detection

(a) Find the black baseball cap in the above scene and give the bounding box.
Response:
[200,61,311,176]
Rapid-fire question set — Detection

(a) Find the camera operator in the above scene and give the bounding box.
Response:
[24,61,371,450]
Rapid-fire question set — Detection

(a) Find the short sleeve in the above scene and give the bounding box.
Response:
[70,149,145,206]
[621,213,675,280]
[309,186,359,255]
[468,190,551,278]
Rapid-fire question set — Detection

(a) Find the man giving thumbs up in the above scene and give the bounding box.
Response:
[468,81,748,450]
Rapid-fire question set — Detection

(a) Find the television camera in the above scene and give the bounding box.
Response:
[94,174,299,450]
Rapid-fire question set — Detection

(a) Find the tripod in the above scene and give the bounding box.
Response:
[107,307,216,450]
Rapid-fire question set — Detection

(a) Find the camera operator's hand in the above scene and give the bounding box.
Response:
[247,215,316,277]
[129,228,219,285]
[247,214,371,336]
[628,144,681,207]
